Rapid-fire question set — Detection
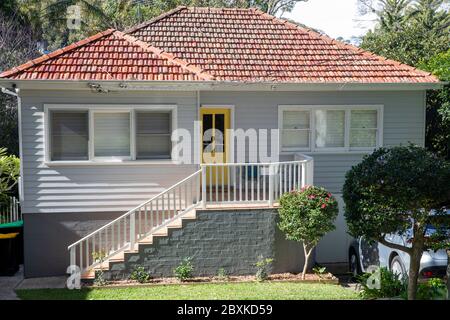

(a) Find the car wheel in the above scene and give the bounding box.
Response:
[349,249,361,279]
[390,255,406,279]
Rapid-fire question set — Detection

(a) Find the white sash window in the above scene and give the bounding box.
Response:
[279,105,383,153]
[45,105,177,163]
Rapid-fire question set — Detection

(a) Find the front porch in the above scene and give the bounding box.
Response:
[68,155,314,276]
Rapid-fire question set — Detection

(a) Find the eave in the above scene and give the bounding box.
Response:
[0,79,445,92]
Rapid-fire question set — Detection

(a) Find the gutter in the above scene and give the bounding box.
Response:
[0,79,445,91]
[1,86,18,97]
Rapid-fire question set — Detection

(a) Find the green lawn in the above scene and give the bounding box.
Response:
[16,282,359,300]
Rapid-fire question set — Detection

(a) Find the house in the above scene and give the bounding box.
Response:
[0,7,442,279]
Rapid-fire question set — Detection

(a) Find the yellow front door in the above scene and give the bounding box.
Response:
[201,108,230,186]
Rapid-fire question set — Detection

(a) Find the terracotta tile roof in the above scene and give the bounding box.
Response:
[0,6,438,83]
[0,29,204,81]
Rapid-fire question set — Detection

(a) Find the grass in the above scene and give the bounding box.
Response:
[16,282,359,300]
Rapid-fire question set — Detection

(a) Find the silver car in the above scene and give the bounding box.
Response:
[349,213,448,280]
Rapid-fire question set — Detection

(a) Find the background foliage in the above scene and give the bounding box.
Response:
[359,0,450,159]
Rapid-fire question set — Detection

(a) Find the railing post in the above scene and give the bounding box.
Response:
[306,158,314,186]
[201,165,207,209]
[70,246,76,267]
[301,163,306,187]
[268,164,274,207]
[130,211,135,249]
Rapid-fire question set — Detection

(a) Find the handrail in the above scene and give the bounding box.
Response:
[200,159,308,167]
[68,169,202,250]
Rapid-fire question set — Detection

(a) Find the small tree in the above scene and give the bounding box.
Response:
[343,145,450,300]
[278,186,339,280]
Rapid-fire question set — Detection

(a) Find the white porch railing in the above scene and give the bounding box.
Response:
[201,155,314,208]
[0,196,21,224]
[68,169,202,273]
[68,155,314,273]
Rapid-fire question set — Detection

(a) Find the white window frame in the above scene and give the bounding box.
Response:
[278,105,383,154]
[44,104,177,164]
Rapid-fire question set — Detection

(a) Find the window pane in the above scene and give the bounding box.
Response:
[315,110,345,148]
[351,129,377,147]
[283,111,310,129]
[137,112,170,134]
[351,110,377,128]
[94,113,130,157]
[136,112,171,159]
[137,135,171,159]
[50,111,88,161]
[281,110,310,149]
[282,130,309,149]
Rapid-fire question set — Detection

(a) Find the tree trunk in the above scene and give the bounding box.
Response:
[302,244,313,280]
[407,232,425,300]
[447,249,450,300]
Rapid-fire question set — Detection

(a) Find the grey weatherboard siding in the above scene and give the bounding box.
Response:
[21,90,426,214]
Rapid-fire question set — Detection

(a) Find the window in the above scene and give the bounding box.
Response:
[281,110,310,150]
[279,105,382,152]
[94,112,131,158]
[350,110,378,148]
[45,105,176,162]
[50,111,89,161]
[136,112,171,159]
[315,110,345,149]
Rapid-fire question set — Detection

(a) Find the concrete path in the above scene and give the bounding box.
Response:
[0,266,23,300]
[16,275,67,290]
[1,265,68,300]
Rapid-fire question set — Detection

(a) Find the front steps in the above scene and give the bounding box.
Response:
[81,208,197,280]
[81,207,295,281]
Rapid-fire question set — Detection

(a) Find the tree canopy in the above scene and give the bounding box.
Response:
[359,0,450,159]
[343,144,450,299]
[1,0,308,52]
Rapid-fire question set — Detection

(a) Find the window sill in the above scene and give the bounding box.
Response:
[45,159,180,166]
[280,150,376,156]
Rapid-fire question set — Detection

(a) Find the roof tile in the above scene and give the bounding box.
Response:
[0,7,438,83]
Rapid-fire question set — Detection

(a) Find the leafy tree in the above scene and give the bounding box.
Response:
[359,0,450,159]
[278,186,338,280]
[14,0,308,51]
[419,50,450,159]
[359,0,412,32]
[0,11,40,155]
[343,145,450,300]
[0,148,20,203]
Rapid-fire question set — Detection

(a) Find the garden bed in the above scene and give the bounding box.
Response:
[86,272,338,288]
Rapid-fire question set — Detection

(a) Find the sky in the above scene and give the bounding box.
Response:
[284,0,378,40]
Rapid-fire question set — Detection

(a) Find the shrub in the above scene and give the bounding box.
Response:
[173,257,194,282]
[216,268,228,281]
[312,266,328,280]
[130,265,151,283]
[254,257,273,282]
[358,267,406,299]
[94,270,107,287]
[415,278,447,300]
[343,144,450,299]
[92,251,108,286]
[278,185,338,279]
